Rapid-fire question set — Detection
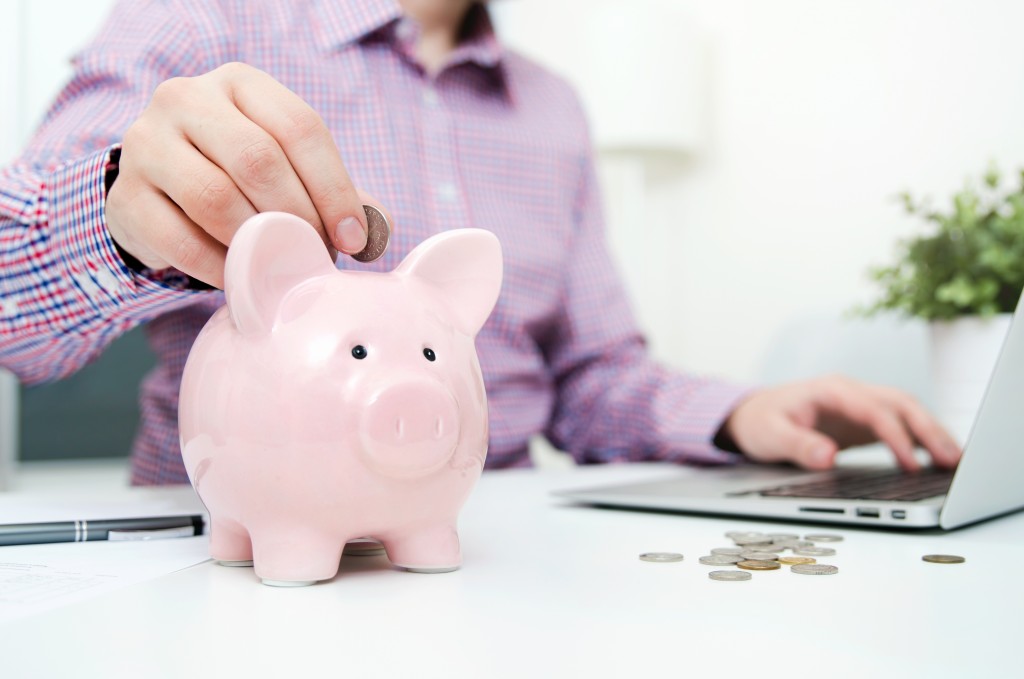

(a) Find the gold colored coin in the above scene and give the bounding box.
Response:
[922,554,965,564]
[737,559,781,571]
[778,556,816,566]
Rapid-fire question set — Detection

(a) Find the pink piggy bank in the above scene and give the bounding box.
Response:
[179,212,503,586]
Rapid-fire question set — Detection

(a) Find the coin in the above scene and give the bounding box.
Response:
[699,554,743,565]
[737,559,781,571]
[343,538,386,556]
[791,564,839,575]
[639,552,684,563]
[351,204,391,263]
[733,534,773,546]
[922,554,966,564]
[741,551,780,561]
[778,556,816,565]
[794,546,836,557]
[710,547,744,556]
[710,570,752,581]
[767,532,800,540]
[805,533,844,542]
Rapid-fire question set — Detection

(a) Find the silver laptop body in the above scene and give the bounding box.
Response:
[557,293,1024,530]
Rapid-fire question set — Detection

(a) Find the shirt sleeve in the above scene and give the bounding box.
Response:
[0,0,226,385]
[542,140,753,466]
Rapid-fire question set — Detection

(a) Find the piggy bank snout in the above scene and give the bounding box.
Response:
[360,380,461,478]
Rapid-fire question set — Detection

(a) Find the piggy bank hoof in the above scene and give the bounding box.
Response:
[396,565,460,574]
[217,559,254,567]
[261,578,317,587]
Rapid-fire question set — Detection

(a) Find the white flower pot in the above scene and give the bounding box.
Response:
[929,314,1012,445]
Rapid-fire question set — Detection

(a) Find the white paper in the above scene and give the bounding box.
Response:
[0,535,211,623]
[0,486,211,623]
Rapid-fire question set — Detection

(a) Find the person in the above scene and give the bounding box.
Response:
[0,0,960,485]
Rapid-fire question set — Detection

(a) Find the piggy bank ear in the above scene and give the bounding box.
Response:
[396,229,503,336]
[225,212,337,335]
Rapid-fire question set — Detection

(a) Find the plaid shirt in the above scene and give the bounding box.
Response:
[0,0,746,484]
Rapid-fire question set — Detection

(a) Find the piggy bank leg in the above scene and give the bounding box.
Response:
[251,526,344,587]
[383,524,461,573]
[209,517,254,567]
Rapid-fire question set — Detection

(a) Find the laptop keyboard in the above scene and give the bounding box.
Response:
[757,467,955,502]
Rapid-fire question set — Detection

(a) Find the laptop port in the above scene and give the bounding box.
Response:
[892,509,907,519]
[798,507,845,514]
[856,507,880,518]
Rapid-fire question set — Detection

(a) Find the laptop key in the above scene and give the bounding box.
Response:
[757,468,955,501]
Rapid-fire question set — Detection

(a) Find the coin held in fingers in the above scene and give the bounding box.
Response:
[351,204,391,263]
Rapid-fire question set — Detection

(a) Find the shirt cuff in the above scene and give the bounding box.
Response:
[655,378,755,465]
[50,146,210,317]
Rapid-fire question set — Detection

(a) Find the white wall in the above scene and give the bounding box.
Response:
[494,0,1024,400]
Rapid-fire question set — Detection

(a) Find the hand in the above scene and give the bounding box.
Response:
[719,375,962,471]
[106,62,382,288]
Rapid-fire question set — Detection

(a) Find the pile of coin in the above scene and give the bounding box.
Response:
[700,530,842,580]
[640,531,965,579]
[638,530,843,581]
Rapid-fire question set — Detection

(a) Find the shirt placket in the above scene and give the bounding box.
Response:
[420,76,470,232]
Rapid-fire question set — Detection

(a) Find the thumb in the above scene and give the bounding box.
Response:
[774,420,838,470]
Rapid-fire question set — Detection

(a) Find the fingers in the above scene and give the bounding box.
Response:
[870,386,962,468]
[814,380,921,471]
[106,180,227,288]
[225,66,368,254]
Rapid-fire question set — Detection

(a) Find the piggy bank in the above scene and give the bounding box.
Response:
[179,212,503,587]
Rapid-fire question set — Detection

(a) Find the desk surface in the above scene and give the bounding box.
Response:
[2,462,1022,677]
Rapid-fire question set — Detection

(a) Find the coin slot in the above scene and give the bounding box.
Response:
[891,509,907,519]
[855,507,880,518]
[797,507,845,514]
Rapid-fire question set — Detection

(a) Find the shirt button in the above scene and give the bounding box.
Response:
[423,88,440,108]
[436,182,459,203]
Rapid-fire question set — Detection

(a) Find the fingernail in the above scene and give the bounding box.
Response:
[336,216,367,254]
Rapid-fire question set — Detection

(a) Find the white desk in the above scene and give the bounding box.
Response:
[2,462,1022,677]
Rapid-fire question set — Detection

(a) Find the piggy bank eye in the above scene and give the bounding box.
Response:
[351,345,368,360]
[423,348,436,362]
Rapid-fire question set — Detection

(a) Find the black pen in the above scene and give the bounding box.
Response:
[0,515,205,546]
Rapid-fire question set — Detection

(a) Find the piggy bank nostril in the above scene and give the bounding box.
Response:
[395,418,404,438]
[435,417,443,438]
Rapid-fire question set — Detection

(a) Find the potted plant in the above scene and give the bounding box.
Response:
[863,165,1024,443]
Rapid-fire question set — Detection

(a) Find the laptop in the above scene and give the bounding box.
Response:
[556,293,1024,529]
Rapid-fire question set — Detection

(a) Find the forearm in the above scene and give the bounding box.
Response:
[546,338,751,465]
[0,150,209,384]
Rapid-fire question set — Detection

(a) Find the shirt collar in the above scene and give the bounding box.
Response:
[312,0,404,53]
[313,0,505,70]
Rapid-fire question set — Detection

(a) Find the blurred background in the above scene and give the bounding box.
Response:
[3,0,1024,467]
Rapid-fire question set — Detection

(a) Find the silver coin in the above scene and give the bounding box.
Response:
[742,551,780,561]
[343,538,386,556]
[767,532,800,540]
[699,554,743,565]
[351,204,391,263]
[791,563,839,575]
[775,539,814,549]
[639,552,684,563]
[794,546,836,557]
[709,570,752,581]
[710,547,744,556]
[804,533,844,543]
[922,554,966,564]
[749,544,784,553]
[733,534,773,546]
